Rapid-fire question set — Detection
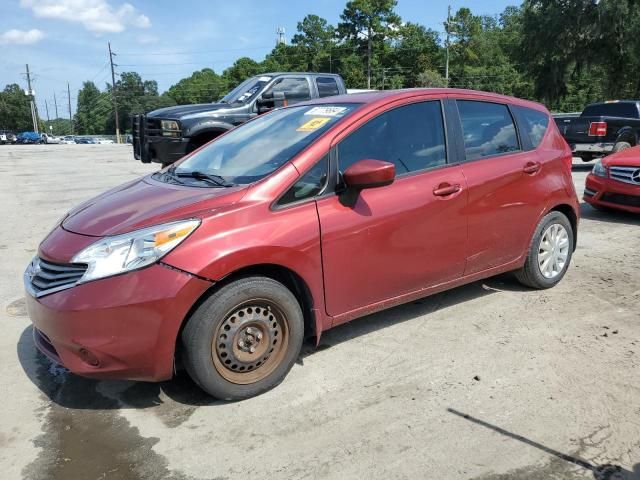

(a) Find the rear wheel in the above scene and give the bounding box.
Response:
[515,211,574,289]
[181,276,304,400]
[578,154,593,162]
[612,141,632,154]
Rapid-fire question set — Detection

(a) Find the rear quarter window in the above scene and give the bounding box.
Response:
[516,107,550,149]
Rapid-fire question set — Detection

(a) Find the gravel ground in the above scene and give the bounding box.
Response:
[1,144,639,480]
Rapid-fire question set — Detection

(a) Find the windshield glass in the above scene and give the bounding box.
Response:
[220,76,272,104]
[174,104,359,185]
[581,102,639,118]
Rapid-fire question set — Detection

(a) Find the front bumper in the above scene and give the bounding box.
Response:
[24,263,212,381]
[571,142,614,156]
[584,173,640,213]
[132,114,189,164]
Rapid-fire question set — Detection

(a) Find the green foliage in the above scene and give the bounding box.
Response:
[166,69,224,104]
[0,84,34,131]
[416,70,447,88]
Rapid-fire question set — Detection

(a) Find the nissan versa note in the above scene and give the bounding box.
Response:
[24,89,580,400]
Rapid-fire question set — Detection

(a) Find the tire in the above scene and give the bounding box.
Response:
[612,141,631,154]
[181,276,304,400]
[578,154,593,162]
[515,211,574,289]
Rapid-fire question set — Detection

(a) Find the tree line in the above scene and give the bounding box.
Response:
[2,0,640,135]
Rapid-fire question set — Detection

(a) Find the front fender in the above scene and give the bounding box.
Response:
[183,120,235,138]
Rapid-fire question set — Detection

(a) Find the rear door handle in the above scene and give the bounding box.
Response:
[523,162,541,174]
[433,183,461,197]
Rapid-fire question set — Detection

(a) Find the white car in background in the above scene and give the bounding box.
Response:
[60,136,76,144]
[41,133,61,144]
[96,138,115,144]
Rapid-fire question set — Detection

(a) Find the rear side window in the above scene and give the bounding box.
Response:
[316,77,340,98]
[457,100,520,161]
[266,78,311,105]
[581,103,639,118]
[518,107,549,148]
[337,101,446,174]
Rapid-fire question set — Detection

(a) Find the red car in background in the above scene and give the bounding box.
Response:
[24,89,580,400]
[584,146,640,213]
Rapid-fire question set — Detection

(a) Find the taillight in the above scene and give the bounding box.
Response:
[588,121,607,136]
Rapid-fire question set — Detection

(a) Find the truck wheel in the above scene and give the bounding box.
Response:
[181,276,304,400]
[612,141,631,153]
[577,154,593,162]
[515,211,574,290]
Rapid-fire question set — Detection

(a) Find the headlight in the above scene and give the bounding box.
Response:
[161,120,180,130]
[71,219,200,283]
[592,159,607,177]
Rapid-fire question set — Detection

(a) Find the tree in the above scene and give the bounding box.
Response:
[338,0,402,88]
[392,22,441,87]
[416,70,447,88]
[75,81,109,134]
[0,84,34,131]
[167,68,224,104]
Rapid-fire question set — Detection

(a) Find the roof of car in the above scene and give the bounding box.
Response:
[261,72,342,78]
[302,88,548,113]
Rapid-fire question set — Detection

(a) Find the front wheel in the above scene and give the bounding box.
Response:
[181,276,304,400]
[515,211,574,289]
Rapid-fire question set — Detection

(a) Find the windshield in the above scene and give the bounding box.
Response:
[220,76,272,104]
[173,104,359,185]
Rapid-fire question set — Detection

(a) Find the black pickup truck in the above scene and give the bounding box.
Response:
[554,100,640,161]
[133,72,347,166]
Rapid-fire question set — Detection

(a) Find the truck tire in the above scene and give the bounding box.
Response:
[577,154,593,162]
[612,141,631,154]
[515,211,574,290]
[181,276,304,400]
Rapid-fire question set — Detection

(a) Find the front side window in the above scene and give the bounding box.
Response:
[265,78,311,105]
[169,104,358,185]
[457,100,520,161]
[337,101,446,174]
[316,77,340,98]
[220,76,271,104]
[278,156,329,206]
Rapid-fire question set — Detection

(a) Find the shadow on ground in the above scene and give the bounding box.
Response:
[449,408,640,480]
[18,273,529,411]
[580,203,640,227]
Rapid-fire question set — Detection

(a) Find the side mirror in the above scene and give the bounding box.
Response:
[339,159,395,207]
[343,159,395,190]
[257,91,287,113]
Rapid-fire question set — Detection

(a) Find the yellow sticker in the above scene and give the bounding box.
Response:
[297,117,331,132]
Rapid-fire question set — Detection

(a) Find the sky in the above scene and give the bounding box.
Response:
[0,0,515,118]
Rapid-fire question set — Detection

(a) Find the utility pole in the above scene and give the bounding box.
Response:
[445,5,451,86]
[53,92,59,120]
[108,42,121,143]
[25,64,39,133]
[367,23,372,89]
[67,82,73,135]
[45,99,50,133]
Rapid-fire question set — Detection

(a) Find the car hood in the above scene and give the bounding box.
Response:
[147,103,235,119]
[603,146,640,167]
[62,176,247,237]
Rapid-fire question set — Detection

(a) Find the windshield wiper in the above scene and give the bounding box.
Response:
[173,169,234,187]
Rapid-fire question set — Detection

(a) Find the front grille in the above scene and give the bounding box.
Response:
[601,193,640,208]
[609,165,640,185]
[25,257,87,297]
[584,187,597,197]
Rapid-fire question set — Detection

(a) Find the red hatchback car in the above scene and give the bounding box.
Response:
[584,146,640,213]
[24,89,580,399]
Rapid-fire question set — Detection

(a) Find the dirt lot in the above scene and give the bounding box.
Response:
[1,144,639,480]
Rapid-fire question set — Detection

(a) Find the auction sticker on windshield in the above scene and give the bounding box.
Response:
[304,106,348,117]
[297,117,332,132]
